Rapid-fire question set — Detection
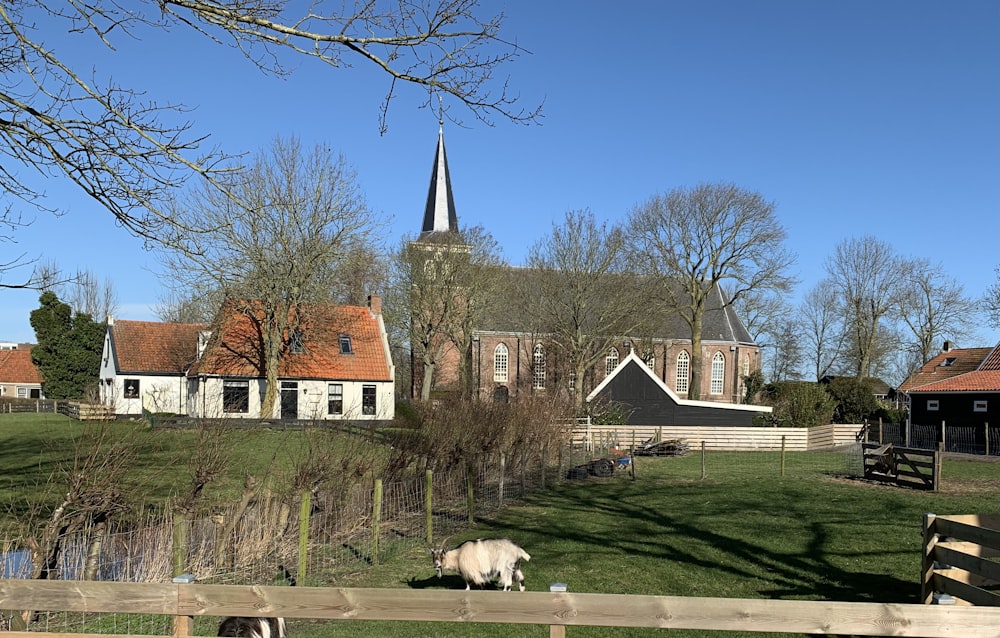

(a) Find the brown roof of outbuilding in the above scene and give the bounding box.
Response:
[109,320,208,374]
[0,348,43,384]
[897,346,994,393]
[907,369,1000,393]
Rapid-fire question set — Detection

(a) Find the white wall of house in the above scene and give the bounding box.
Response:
[188,377,394,420]
[99,372,188,416]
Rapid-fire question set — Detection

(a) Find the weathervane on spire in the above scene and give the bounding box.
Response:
[437,95,444,127]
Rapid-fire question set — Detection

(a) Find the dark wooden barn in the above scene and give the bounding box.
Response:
[586,351,771,426]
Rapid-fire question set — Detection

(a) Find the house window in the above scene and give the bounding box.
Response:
[289,329,304,354]
[494,343,509,383]
[532,344,546,390]
[676,351,690,394]
[362,385,376,415]
[17,387,26,398]
[711,352,725,395]
[927,400,939,412]
[642,351,655,370]
[223,379,250,413]
[339,334,353,354]
[974,400,987,413]
[568,372,576,391]
[123,379,140,399]
[328,383,343,415]
[743,354,751,378]
[605,347,619,376]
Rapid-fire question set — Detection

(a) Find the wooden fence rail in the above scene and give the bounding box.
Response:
[2,580,1000,637]
[922,514,1000,607]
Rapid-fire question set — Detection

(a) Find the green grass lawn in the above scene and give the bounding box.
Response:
[3,414,997,637]
[279,453,997,638]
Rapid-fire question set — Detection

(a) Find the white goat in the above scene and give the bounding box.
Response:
[431,538,531,591]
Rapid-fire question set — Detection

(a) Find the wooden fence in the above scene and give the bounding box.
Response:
[862,443,940,491]
[574,423,862,452]
[2,580,1000,637]
[922,514,1000,607]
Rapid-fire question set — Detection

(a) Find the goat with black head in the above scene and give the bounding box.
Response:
[431,538,530,591]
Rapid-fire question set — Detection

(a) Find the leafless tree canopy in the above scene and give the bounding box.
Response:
[627,183,796,399]
[519,209,641,409]
[158,135,382,415]
[986,266,1000,330]
[0,1,539,285]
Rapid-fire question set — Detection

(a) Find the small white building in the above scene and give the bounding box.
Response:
[99,295,394,420]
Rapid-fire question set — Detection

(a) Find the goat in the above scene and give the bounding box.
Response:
[431,538,530,591]
[217,566,294,638]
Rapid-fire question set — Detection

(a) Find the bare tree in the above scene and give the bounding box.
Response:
[985,265,1000,330]
[799,279,848,381]
[897,257,979,366]
[158,136,381,416]
[729,287,792,380]
[823,236,903,378]
[519,209,641,410]
[50,267,119,323]
[627,183,796,400]
[387,225,505,400]
[0,1,540,250]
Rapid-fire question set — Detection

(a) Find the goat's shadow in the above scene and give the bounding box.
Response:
[405,575,502,590]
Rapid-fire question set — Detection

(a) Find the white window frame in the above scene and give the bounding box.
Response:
[927,400,939,412]
[494,343,509,383]
[532,344,546,390]
[605,347,619,377]
[328,383,343,415]
[676,351,690,394]
[710,352,725,395]
[974,400,987,413]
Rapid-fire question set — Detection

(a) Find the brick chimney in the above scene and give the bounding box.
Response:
[943,340,952,353]
[368,294,382,315]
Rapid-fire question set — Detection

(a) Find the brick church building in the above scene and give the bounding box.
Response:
[409,127,762,406]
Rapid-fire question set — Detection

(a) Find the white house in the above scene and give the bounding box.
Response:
[99,295,395,420]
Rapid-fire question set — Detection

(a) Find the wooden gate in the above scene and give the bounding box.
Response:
[862,443,940,490]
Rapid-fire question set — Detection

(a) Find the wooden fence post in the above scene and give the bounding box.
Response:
[171,511,189,578]
[940,421,946,451]
[780,435,786,478]
[520,449,527,497]
[700,441,707,480]
[498,453,506,508]
[297,489,311,584]
[878,418,883,444]
[466,462,475,526]
[933,444,943,492]
[372,479,383,566]
[985,422,990,457]
[921,513,938,604]
[540,444,547,490]
[425,470,433,547]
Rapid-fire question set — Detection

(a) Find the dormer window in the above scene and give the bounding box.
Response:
[941,357,957,367]
[339,334,353,354]
[289,329,304,354]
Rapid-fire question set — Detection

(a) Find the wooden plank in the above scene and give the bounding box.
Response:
[934,544,1000,585]
[937,518,1000,553]
[932,571,1000,608]
[173,585,1000,636]
[0,581,177,614]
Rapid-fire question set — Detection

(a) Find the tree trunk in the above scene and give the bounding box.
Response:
[689,314,705,401]
[421,357,435,401]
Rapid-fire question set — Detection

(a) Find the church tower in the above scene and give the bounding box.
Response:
[419,124,460,241]
[409,124,471,400]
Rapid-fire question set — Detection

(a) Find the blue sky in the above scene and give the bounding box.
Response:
[1,0,997,346]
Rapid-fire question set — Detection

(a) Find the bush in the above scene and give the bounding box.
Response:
[756,381,836,428]
[824,377,886,424]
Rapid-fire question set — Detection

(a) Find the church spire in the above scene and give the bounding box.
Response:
[419,123,459,241]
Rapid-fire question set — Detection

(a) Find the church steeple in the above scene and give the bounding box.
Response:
[419,124,459,241]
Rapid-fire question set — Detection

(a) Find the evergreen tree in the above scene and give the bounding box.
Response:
[30,292,104,400]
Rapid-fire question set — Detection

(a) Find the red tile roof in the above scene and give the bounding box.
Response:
[979,343,1000,371]
[907,369,1000,393]
[0,348,43,384]
[897,346,994,393]
[189,302,390,382]
[110,320,208,374]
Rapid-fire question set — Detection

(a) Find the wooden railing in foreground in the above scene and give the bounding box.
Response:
[923,513,1000,607]
[3,580,1000,637]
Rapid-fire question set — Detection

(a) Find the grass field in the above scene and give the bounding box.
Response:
[2,412,998,637]
[278,452,997,638]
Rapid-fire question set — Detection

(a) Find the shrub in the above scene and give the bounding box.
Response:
[756,381,836,428]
